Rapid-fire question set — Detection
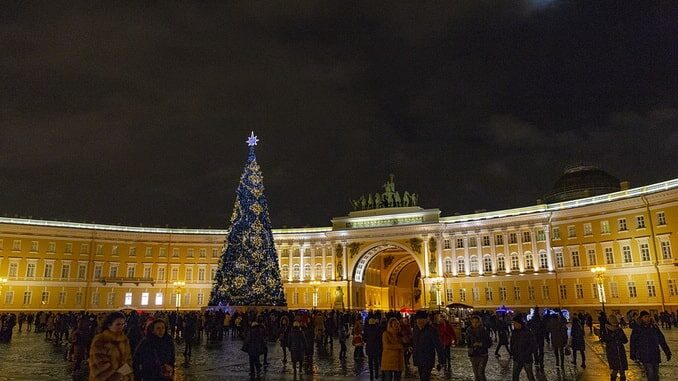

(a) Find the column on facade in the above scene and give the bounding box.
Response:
[464,235,471,275]
[531,228,539,271]
[477,235,484,275]
[341,241,348,280]
[545,226,554,271]
[503,231,510,272]
[423,235,430,277]
[518,233,525,273]
[299,243,305,282]
[287,245,293,282]
[436,233,444,277]
[321,244,327,281]
[310,244,316,281]
[490,230,497,274]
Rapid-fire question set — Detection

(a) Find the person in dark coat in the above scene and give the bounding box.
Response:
[494,320,510,357]
[466,314,492,381]
[527,309,546,369]
[278,316,291,364]
[412,311,441,381]
[569,317,586,368]
[600,314,628,380]
[364,315,384,381]
[630,311,672,381]
[547,312,568,367]
[244,321,267,377]
[509,315,536,381]
[288,321,307,376]
[133,319,176,381]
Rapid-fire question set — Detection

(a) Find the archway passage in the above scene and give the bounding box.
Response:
[356,247,423,310]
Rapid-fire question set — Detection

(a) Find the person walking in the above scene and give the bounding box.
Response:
[494,319,510,358]
[436,314,456,371]
[244,320,267,378]
[69,318,92,381]
[353,317,365,360]
[548,312,568,368]
[630,311,672,381]
[601,314,629,380]
[338,323,348,360]
[88,311,134,381]
[569,317,586,369]
[381,317,404,381]
[364,314,384,380]
[466,314,492,381]
[278,316,291,364]
[412,311,440,381]
[288,321,307,376]
[509,315,536,381]
[133,319,175,381]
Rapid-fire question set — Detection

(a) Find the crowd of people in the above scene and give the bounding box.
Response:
[0,307,674,381]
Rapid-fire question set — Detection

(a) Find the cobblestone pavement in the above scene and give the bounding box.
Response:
[1,328,675,381]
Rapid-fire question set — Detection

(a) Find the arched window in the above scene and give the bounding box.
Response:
[304,264,311,279]
[315,263,322,279]
[292,264,300,280]
[457,257,466,274]
[470,256,479,272]
[483,256,493,272]
[539,251,548,269]
[326,263,334,279]
[524,252,534,270]
[497,255,506,272]
[281,265,289,279]
[444,257,454,274]
[510,253,520,271]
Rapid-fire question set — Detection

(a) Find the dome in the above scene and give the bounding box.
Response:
[544,165,621,203]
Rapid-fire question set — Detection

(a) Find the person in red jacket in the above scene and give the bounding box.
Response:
[436,314,457,372]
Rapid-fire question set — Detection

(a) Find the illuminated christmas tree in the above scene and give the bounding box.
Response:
[209,132,286,306]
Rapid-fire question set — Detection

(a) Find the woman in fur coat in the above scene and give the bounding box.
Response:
[89,312,134,381]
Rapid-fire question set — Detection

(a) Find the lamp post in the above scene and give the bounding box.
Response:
[173,281,185,313]
[431,277,444,311]
[591,267,607,315]
[310,280,320,309]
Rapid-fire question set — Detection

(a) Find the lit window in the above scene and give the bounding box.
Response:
[155,293,163,305]
[583,223,592,236]
[600,221,610,234]
[141,292,149,306]
[470,256,479,272]
[125,292,133,305]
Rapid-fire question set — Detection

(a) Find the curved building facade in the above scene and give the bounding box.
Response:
[0,178,676,318]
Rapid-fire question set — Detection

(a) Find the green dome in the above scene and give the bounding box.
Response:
[544,166,621,203]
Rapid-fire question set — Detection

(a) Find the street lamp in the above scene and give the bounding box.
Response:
[173,281,185,313]
[591,267,607,315]
[431,277,444,311]
[310,280,320,309]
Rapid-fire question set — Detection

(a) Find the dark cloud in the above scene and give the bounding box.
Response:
[0,0,676,228]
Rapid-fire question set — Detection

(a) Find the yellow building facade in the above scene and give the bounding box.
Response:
[0,178,676,317]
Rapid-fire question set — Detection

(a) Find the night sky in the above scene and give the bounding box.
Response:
[1,1,676,228]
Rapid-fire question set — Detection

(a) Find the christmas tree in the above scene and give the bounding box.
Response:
[209,132,287,306]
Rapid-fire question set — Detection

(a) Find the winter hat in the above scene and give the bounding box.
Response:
[639,310,650,318]
[414,310,429,320]
[607,315,619,325]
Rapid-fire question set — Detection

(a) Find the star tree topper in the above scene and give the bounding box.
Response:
[246,131,259,146]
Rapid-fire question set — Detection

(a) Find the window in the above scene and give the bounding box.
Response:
[293,292,298,304]
[446,288,453,301]
[145,247,153,257]
[499,287,507,301]
[622,245,632,263]
[212,248,219,258]
[647,281,656,297]
[185,268,193,281]
[26,263,36,277]
[96,244,104,256]
[59,291,67,305]
[157,267,165,281]
[304,264,311,279]
[661,241,672,259]
[576,284,584,299]
[528,286,535,300]
[159,248,166,257]
[91,292,99,306]
[592,283,599,300]
[525,254,533,270]
[485,287,494,302]
[640,243,651,261]
[605,247,614,264]
[197,293,204,305]
[588,249,597,266]
[12,239,21,251]
[669,279,677,297]
[568,226,576,238]
[470,256,479,272]
[129,247,136,257]
[555,251,564,268]
[610,282,619,298]
[155,293,163,305]
[211,267,217,280]
[198,268,206,281]
[41,291,49,304]
[559,285,567,299]
[539,251,548,269]
[542,285,550,299]
[23,291,32,305]
[483,256,492,272]
[571,250,580,267]
[293,264,300,280]
[30,241,38,252]
[171,268,178,280]
[618,218,627,232]
[281,265,289,279]
[61,264,70,279]
[658,212,666,226]
[4,291,14,305]
[537,230,546,241]
[472,288,479,302]
[509,233,517,244]
[141,292,149,306]
[183,293,190,306]
[513,286,521,300]
[172,248,179,257]
[93,264,102,279]
[522,232,531,243]
[469,237,477,247]
[8,263,18,278]
[482,236,490,246]
[457,258,465,274]
[124,292,133,305]
[48,242,56,253]
[636,216,646,229]
[459,289,466,302]
[80,243,89,254]
[497,256,506,272]
[142,266,151,279]
[627,282,637,298]
[199,248,206,258]
[495,234,504,245]
[456,238,464,249]
[127,265,135,278]
[44,263,53,278]
[112,245,119,256]
[600,220,610,234]
[443,240,450,249]
[108,264,118,278]
[583,223,592,236]
[444,258,453,274]
[510,254,519,270]
[187,249,194,258]
[552,228,560,240]
[315,264,322,279]
[108,292,116,306]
